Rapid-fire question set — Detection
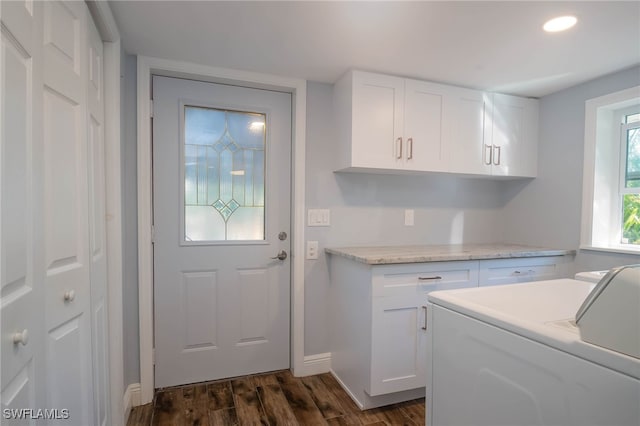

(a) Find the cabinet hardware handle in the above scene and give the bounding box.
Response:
[493,145,501,165]
[514,270,522,275]
[396,137,403,159]
[422,306,428,330]
[484,144,492,165]
[407,138,413,160]
[418,276,442,281]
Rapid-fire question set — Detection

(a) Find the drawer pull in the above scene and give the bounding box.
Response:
[418,276,442,281]
[513,270,536,275]
[422,306,428,330]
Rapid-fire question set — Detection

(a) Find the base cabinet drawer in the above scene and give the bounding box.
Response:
[372,261,479,297]
[479,256,565,287]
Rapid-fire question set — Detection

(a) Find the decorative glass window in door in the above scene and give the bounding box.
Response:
[184,106,265,241]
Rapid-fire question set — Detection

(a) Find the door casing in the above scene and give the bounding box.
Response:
[136,56,307,404]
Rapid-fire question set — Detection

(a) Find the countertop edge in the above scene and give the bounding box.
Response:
[324,246,577,265]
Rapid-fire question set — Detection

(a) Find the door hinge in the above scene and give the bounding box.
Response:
[149,99,154,118]
[151,225,155,244]
[152,348,156,365]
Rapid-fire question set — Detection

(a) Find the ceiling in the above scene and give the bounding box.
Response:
[109,1,640,98]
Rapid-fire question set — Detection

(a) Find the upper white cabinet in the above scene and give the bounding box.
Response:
[404,79,449,172]
[334,70,539,178]
[490,93,539,177]
[334,70,449,173]
[448,87,493,176]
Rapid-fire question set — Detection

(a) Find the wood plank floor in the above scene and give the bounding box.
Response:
[127,370,425,426]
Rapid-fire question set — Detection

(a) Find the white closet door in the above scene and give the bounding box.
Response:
[42,1,94,424]
[1,0,47,419]
[2,1,107,424]
[87,14,110,426]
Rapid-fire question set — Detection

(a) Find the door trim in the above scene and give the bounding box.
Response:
[136,55,306,404]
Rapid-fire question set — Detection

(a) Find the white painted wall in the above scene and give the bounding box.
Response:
[500,65,640,275]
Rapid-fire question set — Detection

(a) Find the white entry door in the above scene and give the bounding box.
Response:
[153,76,292,388]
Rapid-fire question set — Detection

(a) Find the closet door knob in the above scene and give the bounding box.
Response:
[64,290,76,302]
[13,329,29,346]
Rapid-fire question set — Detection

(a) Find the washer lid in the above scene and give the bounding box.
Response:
[576,265,640,359]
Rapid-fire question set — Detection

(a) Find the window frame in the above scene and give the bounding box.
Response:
[581,86,640,255]
[618,113,640,245]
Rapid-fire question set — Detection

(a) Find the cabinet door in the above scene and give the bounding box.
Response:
[448,88,492,175]
[351,71,405,169]
[404,80,448,172]
[479,257,562,287]
[370,293,426,396]
[491,94,539,177]
[370,261,479,396]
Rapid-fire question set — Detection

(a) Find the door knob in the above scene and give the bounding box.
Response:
[13,329,28,346]
[271,250,287,261]
[64,289,76,302]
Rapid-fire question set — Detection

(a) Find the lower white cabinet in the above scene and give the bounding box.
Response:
[328,253,570,409]
[370,261,479,396]
[329,257,478,409]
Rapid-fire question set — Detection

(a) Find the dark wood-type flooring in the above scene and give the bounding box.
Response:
[127,370,425,426]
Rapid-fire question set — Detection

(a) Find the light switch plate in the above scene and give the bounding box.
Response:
[306,241,319,259]
[308,209,330,227]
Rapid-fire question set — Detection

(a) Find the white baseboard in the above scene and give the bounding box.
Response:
[298,352,331,376]
[123,383,142,423]
[330,369,364,409]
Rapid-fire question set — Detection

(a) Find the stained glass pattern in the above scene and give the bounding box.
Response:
[184,106,266,241]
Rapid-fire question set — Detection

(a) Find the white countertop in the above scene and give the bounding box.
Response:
[325,243,575,265]
[428,279,640,380]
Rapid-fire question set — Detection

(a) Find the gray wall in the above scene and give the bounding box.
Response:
[119,65,640,387]
[501,65,640,274]
[122,54,140,388]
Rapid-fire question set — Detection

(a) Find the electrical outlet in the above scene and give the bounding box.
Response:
[405,209,414,226]
[306,241,319,259]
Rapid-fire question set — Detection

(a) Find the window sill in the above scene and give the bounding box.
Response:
[579,245,640,256]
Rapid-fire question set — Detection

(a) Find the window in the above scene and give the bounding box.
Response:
[620,113,640,245]
[581,86,640,254]
[183,106,266,242]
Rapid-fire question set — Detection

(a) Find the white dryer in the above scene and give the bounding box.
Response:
[426,269,640,426]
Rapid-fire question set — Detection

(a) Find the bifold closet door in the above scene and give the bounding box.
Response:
[2,1,110,425]
[1,0,47,417]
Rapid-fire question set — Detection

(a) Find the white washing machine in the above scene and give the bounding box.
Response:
[426,267,640,426]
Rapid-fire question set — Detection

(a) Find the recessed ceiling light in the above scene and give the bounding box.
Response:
[543,16,577,32]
